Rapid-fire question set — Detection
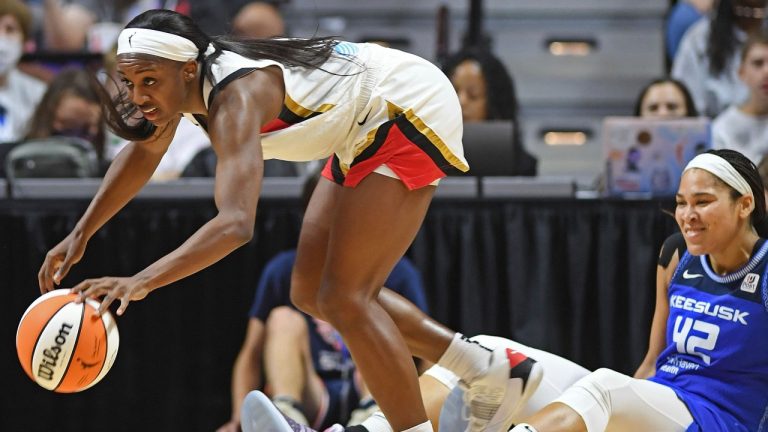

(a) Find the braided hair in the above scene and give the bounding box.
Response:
[707,149,768,237]
[708,0,740,76]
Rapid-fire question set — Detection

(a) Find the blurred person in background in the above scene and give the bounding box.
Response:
[712,32,768,164]
[24,68,107,172]
[42,0,151,52]
[666,0,715,63]
[41,0,252,53]
[672,0,767,117]
[592,77,699,193]
[232,1,285,39]
[633,77,699,118]
[441,47,537,176]
[0,0,46,142]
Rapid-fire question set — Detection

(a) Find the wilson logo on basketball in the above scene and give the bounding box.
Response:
[37,322,73,381]
[18,291,120,392]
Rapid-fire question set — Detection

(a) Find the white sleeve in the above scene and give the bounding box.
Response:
[672,30,707,116]
[710,114,729,150]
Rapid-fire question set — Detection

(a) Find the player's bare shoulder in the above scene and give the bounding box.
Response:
[209,66,284,124]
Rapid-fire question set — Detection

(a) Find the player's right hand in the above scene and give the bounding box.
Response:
[215,420,241,432]
[38,232,87,293]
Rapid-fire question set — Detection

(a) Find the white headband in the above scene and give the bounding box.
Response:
[117,28,204,61]
[684,153,753,199]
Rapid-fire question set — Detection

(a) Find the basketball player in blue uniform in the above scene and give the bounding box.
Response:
[505,149,768,431]
[241,149,768,432]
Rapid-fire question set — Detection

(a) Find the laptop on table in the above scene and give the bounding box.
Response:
[603,117,711,198]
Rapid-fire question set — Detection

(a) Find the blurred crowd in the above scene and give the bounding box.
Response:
[2,0,768,182]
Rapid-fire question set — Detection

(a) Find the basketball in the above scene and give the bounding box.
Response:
[16,290,120,393]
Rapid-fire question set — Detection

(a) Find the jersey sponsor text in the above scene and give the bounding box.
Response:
[670,294,749,325]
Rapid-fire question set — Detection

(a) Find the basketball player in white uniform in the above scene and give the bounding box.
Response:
[38,9,542,432]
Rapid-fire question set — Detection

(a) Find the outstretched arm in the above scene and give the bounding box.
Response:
[71,67,285,315]
[38,119,178,292]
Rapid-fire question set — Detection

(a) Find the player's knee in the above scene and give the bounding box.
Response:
[554,368,630,432]
[265,306,306,338]
[563,368,631,407]
[316,282,371,330]
[584,368,629,390]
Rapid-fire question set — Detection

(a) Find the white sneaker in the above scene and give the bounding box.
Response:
[464,346,543,432]
[240,391,345,432]
[241,390,314,432]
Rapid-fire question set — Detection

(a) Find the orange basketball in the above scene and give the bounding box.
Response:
[16,290,119,392]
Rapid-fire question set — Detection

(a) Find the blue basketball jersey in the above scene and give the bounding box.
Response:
[650,239,768,432]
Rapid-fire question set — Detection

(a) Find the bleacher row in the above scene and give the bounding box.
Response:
[282,0,669,186]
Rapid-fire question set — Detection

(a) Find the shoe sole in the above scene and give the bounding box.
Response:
[241,390,294,432]
[485,355,544,431]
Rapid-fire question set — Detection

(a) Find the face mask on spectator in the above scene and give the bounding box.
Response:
[0,36,22,75]
[52,126,98,146]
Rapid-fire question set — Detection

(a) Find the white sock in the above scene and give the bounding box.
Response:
[437,333,493,382]
[510,423,539,432]
[360,413,432,432]
[401,420,432,432]
[360,411,393,432]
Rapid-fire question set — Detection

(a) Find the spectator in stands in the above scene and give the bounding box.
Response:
[712,32,768,164]
[672,0,767,117]
[41,1,253,52]
[232,1,285,39]
[41,0,195,52]
[42,0,139,52]
[0,0,46,142]
[24,68,107,171]
[666,0,714,63]
[441,47,537,176]
[592,77,699,193]
[633,77,698,118]
[217,170,429,432]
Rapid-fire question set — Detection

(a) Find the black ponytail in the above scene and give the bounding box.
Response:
[106,9,343,141]
[707,149,768,237]
[708,0,739,76]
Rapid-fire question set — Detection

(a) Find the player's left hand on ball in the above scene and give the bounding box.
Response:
[70,276,150,316]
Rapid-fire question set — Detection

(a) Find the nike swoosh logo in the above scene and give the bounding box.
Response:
[357,107,372,126]
[683,270,703,279]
